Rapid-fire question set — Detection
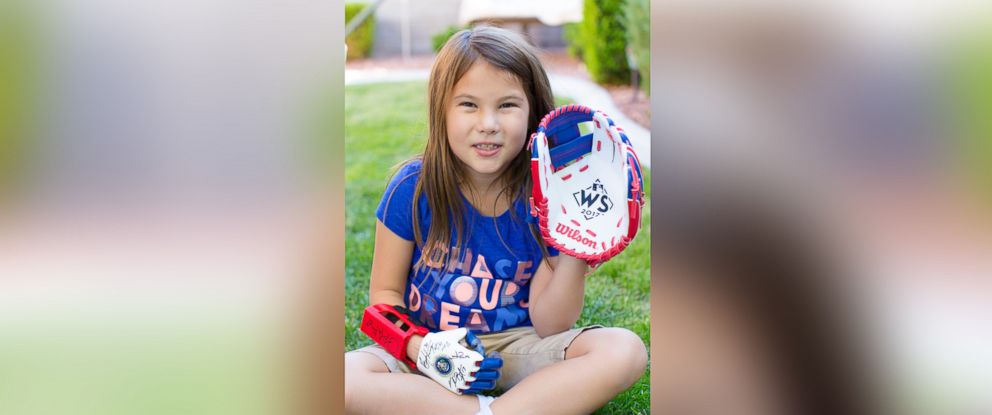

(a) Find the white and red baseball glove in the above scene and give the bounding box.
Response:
[529,104,645,267]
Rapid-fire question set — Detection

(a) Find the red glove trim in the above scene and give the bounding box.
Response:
[360,304,429,369]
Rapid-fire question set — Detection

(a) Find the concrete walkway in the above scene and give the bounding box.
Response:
[345,68,652,167]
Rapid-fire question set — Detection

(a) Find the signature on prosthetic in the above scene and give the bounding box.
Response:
[449,366,469,389]
[419,338,478,390]
[419,340,445,367]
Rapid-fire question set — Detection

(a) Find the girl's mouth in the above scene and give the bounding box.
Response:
[473,143,502,157]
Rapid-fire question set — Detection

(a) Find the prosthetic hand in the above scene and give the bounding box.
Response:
[417,328,503,395]
[360,304,502,394]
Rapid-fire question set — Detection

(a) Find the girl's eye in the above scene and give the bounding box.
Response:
[459,102,477,108]
[499,102,519,109]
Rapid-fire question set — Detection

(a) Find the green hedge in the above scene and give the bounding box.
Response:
[563,22,584,60]
[0,2,35,195]
[578,0,630,85]
[432,25,465,53]
[345,3,375,60]
[947,23,992,205]
[624,0,649,95]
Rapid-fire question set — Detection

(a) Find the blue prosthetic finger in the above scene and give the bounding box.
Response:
[478,354,503,370]
[464,379,496,391]
[461,376,493,395]
[464,331,481,349]
[478,358,502,370]
[471,369,500,380]
[469,379,496,389]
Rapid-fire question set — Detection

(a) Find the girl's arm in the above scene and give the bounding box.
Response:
[368,219,423,359]
[369,220,414,304]
[527,253,590,338]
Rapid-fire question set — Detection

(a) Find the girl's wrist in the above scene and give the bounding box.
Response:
[558,254,590,273]
[407,334,423,362]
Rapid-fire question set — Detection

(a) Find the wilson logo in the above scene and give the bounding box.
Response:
[555,223,597,249]
[573,179,613,220]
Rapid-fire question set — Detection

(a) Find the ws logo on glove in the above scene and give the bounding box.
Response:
[530,104,645,266]
[573,179,614,220]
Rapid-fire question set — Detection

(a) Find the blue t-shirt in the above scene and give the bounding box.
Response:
[376,160,558,333]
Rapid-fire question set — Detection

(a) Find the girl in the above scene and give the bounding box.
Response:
[345,26,647,415]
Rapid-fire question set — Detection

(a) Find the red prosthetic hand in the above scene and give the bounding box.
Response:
[360,303,429,369]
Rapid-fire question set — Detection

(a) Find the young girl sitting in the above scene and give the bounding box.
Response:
[345,26,647,415]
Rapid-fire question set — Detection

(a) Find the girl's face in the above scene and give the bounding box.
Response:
[446,60,530,186]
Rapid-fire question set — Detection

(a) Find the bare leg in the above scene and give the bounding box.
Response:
[490,328,648,415]
[344,351,481,415]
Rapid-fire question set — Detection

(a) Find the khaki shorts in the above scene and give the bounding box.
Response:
[353,325,602,392]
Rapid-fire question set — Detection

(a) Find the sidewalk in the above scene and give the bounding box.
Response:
[345,64,652,168]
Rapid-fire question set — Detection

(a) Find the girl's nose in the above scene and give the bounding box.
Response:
[477,111,499,135]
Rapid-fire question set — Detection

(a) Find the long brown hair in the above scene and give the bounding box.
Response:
[411,25,554,271]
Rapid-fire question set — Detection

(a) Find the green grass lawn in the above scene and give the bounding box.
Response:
[345,81,651,414]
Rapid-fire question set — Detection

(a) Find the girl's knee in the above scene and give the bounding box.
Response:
[610,328,648,376]
[583,328,648,385]
[346,350,390,373]
[344,353,363,411]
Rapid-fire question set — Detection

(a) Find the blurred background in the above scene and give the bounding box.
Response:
[1,0,990,414]
[649,1,992,414]
[0,0,343,413]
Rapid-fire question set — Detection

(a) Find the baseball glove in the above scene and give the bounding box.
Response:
[529,104,645,267]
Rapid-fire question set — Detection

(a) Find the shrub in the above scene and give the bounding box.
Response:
[624,0,650,95]
[947,23,992,205]
[580,0,630,85]
[345,2,376,60]
[432,25,465,53]
[563,22,584,60]
[0,2,35,194]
